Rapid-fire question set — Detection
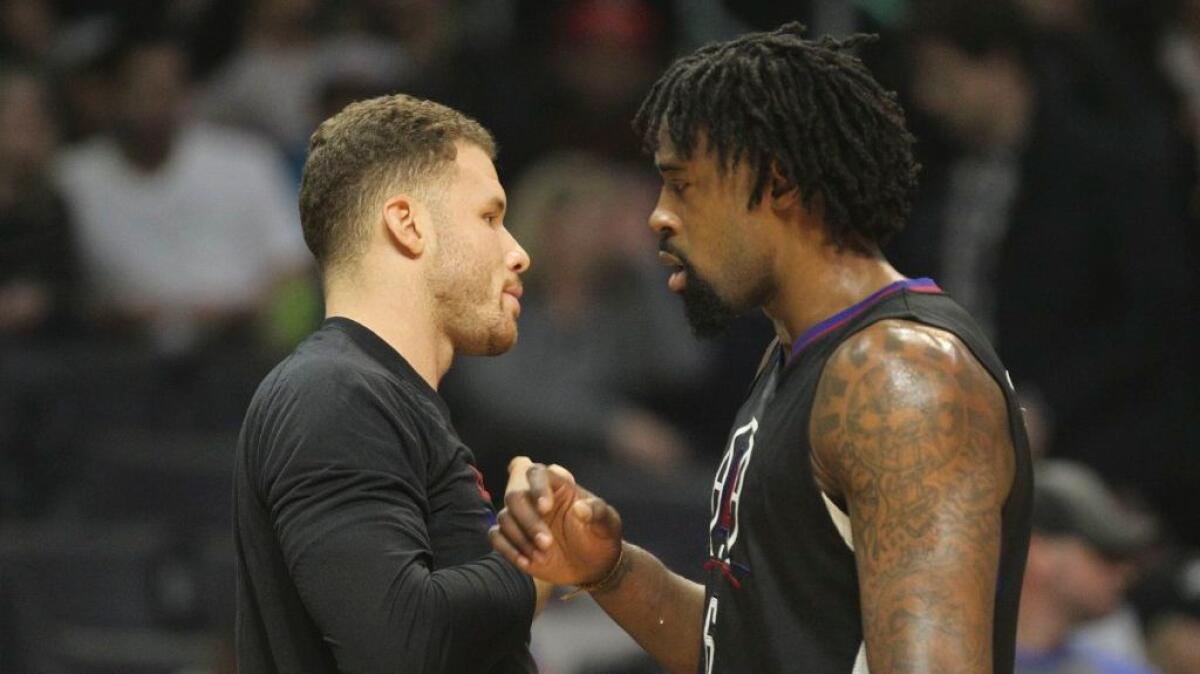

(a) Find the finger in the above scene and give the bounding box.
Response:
[546,464,576,488]
[505,459,555,550]
[504,487,554,552]
[506,457,534,494]
[531,464,575,514]
[489,525,530,570]
[525,464,550,514]
[496,506,542,560]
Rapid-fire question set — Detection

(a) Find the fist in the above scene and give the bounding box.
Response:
[489,457,623,587]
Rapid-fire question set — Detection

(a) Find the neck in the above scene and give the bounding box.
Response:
[323,268,453,390]
[763,238,904,348]
[1016,586,1072,652]
[118,135,173,172]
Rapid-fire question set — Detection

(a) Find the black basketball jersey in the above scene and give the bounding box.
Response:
[700,278,1032,673]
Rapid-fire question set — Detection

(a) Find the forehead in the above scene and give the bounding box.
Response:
[453,142,497,181]
[653,126,717,172]
[451,141,505,199]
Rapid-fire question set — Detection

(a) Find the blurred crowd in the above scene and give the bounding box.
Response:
[0,0,1196,672]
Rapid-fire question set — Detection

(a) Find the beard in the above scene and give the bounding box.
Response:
[677,256,740,338]
[428,226,516,356]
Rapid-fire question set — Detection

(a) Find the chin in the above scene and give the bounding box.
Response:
[680,276,741,338]
[486,330,517,355]
[459,324,517,356]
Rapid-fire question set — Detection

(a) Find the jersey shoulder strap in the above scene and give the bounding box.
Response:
[753,336,781,381]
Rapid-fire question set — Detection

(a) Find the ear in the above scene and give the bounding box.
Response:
[382,194,427,258]
[765,161,801,213]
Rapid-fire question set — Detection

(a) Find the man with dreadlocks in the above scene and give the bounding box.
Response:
[491,23,1033,674]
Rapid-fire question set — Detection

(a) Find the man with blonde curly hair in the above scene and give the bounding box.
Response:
[235,94,539,673]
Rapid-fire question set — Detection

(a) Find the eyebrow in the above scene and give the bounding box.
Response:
[488,195,507,213]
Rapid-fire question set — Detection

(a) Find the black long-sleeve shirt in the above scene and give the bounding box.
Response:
[234,317,537,673]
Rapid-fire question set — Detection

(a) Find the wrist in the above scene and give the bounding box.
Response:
[563,542,631,600]
[533,577,554,615]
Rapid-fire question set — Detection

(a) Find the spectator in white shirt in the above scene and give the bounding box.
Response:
[56,37,312,354]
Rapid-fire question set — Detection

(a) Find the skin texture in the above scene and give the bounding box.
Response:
[810,319,1015,673]
[425,144,527,356]
[651,131,778,335]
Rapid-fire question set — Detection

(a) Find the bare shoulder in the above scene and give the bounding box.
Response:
[809,318,1014,508]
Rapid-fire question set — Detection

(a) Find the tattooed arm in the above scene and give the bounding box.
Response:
[810,320,1015,674]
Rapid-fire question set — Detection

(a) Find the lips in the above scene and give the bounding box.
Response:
[657,250,684,268]
[502,284,523,316]
[657,250,688,293]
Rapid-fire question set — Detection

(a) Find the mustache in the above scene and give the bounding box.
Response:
[657,237,689,266]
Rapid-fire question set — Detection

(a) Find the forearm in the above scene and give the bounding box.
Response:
[589,543,706,674]
[295,548,535,672]
[427,553,537,650]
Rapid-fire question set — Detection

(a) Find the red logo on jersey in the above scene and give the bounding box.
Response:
[469,465,493,503]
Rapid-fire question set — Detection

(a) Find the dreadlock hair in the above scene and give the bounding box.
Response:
[632,22,919,253]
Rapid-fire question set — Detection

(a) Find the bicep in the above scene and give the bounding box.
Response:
[849,462,1004,674]
[811,324,1014,673]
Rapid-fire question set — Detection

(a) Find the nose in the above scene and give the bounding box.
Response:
[504,228,531,274]
[648,202,680,239]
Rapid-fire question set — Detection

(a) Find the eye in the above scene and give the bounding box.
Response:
[483,213,500,227]
[668,182,689,197]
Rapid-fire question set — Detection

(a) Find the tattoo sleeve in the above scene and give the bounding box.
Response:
[810,320,1015,674]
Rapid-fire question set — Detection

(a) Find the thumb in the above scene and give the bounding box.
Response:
[570,496,622,539]
[545,464,576,492]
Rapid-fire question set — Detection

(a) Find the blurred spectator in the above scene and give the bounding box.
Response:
[198,0,325,162]
[0,66,81,342]
[0,0,58,64]
[544,0,668,156]
[1161,0,1200,227]
[387,0,539,177]
[443,152,711,485]
[1132,551,1200,674]
[0,65,83,519]
[354,0,464,73]
[199,0,408,171]
[542,0,671,162]
[55,37,312,355]
[1010,0,1187,193]
[1017,460,1159,674]
[483,0,675,174]
[53,18,121,144]
[897,0,1196,543]
[1164,0,1200,137]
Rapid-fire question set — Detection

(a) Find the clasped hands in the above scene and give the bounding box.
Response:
[488,457,624,589]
